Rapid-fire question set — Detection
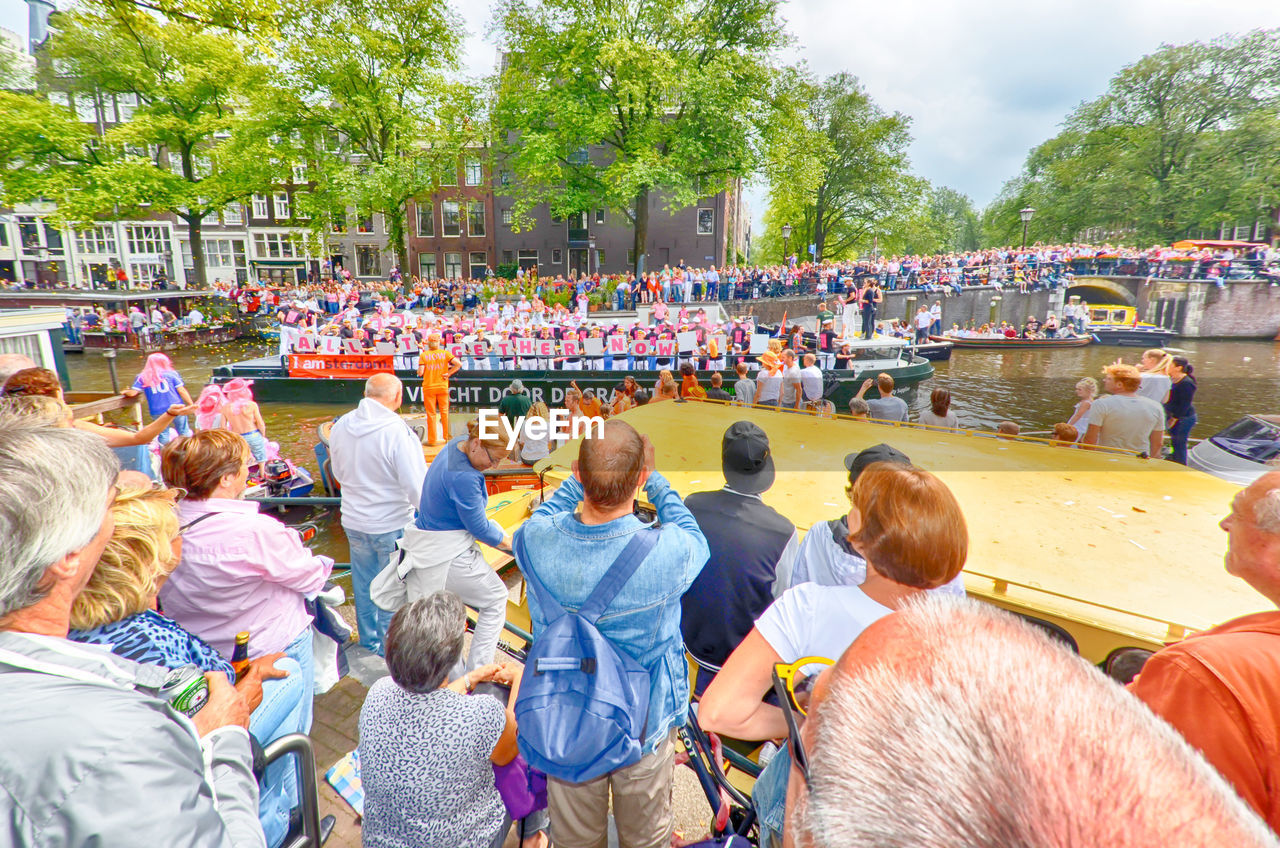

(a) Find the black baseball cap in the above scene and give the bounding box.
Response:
[722,421,775,495]
[843,443,911,484]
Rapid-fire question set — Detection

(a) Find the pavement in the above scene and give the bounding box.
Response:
[309,640,722,847]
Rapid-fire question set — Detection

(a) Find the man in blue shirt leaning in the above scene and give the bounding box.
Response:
[516,420,709,848]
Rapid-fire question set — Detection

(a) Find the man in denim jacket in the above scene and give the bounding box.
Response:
[517,419,709,848]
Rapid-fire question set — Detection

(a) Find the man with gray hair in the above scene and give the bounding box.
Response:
[329,373,428,656]
[0,420,265,846]
[1130,470,1280,832]
[786,596,1275,847]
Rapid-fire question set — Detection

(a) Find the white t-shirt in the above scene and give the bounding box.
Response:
[756,582,892,664]
[914,311,932,329]
[799,365,824,402]
[1088,394,1165,453]
[1136,373,1171,404]
[918,409,959,429]
[779,365,803,407]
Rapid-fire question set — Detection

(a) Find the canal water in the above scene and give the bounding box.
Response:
[64,337,1280,555]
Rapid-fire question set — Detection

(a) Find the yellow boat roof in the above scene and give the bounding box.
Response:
[533,401,1266,646]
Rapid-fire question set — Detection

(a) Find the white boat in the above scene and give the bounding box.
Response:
[1188,415,1280,485]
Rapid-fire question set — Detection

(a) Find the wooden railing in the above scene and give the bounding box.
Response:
[65,391,144,428]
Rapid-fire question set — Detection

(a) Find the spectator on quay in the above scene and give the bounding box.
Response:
[699,462,968,848]
[498,379,533,426]
[160,430,332,728]
[1129,472,1280,831]
[733,362,757,406]
[1081,364,1164,456]
[0,419,265,847]
[788,597,1276,847]
[852,373,908,422]
[1164,356,1197,465]
[1052,422,1080,445]
[3,366,189,448]
[123,353,195,444]
[705,372,733,401]
[66,482,308,848]
[917,387,958,429]
[682,422,798,695]
[413,417,514,678]
[329,374,428,657]
[515,420,709,847]
[847,398,870,419]
[1066,377,1098,437]
[359,593,549,848]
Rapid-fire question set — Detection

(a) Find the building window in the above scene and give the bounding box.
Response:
[465,158,482,186]
[252,232,296,259]
[501,249,514,265]
[356,245,381,277]
[501,208,513,226]
[201,238,247,270]
[595,208,605,225]
[444,251,462,279]
[273,192,290,219]
[223,203,242,225]
[517,249,538,270]
[469,251,487,279]
[116,92,136,122]
[442,201,460,237]
[500,170,512,187]
[291,164,307,184]
[129,262,166,285]
[126,225,169,256]
[552,248,562,264]
[330,214,347,234]
[467,204,485,238]
[596,249,606,266]
[416,203,435,237]
[440,161,457,186]
[357,215,374,234]
[252,194,269,218]
[697,208,714,236]
[75,225,116,256]
[418,253,436,279]
[74,93,97,123]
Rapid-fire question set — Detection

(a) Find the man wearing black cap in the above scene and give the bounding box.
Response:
[681,421,799,695]
[782,443,966,595]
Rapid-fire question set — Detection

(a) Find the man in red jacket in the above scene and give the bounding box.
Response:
[1130,470,1280,832]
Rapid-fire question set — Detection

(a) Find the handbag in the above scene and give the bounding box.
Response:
[492,754,547,820]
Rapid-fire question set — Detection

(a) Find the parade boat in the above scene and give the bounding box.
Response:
[929,333,1093,350]
[1188,414,1280,485]
[481,401,1261,667]
[910,339,954,361]
[1084,304,1175,347]
[211,335,934,410]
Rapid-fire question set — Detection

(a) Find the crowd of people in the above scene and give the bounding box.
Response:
[4,386,1280,847]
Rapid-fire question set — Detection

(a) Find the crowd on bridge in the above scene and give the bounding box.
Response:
[0,371,1276,847]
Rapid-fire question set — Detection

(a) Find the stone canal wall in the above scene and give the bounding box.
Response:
[727,278,1280,339]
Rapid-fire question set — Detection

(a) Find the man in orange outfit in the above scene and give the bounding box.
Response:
[416,332,460,445]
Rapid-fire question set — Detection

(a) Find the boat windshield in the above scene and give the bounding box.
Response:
[1209,416,1280,464]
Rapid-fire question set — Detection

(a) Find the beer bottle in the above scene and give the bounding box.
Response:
[231,631,251,683]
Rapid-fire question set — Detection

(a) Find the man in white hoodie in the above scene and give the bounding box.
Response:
[329,373,427,656]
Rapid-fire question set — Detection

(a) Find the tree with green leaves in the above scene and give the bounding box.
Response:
[0,0,279,287]
[758,71,922,262]
[267,0,478,278]
[985,29,1280,246]
[491,0,792,275]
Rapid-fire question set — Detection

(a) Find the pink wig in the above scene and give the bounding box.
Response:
[137,353,175,389]
[223,377,256,414]
[195,384,227,430]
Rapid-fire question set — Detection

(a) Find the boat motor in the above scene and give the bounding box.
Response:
[262,458,294,499]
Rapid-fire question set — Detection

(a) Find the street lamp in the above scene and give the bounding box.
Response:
[588,235,596,277]
[1019,207,1036,250]
[781,223,792,265]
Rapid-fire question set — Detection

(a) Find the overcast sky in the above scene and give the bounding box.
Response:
[4,0,1280,226]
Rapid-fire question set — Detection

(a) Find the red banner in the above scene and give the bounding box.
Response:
[288,354,395,378]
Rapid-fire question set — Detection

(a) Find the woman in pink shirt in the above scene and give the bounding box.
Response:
[160,429,332,729]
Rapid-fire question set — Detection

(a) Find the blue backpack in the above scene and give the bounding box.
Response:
[514,527,659,784]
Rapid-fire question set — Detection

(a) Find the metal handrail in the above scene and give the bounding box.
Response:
[261,733,323,848]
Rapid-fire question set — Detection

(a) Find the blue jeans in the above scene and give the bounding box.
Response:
[156,415,193,445]
[1168,414,1196,465]
[346,527,399,655]
[280,626,315,732]
[241,429,268,463]
[753,747,790,848]
[249,656,307,848]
